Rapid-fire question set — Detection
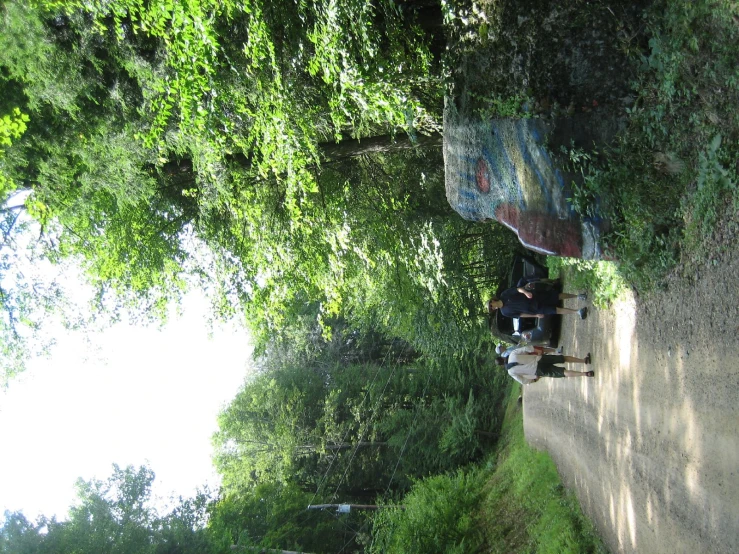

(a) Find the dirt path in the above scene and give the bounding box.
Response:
[522,230,739,553]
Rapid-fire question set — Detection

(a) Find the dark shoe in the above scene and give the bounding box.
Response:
[586,370,595,377]
[578,307,588,320]
[584,353,591,364]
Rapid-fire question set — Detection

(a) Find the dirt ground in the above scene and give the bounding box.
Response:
[522,213,739,553]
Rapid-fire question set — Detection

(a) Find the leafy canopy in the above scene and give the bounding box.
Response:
[0,0,444,377]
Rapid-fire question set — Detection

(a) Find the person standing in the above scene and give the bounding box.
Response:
[496,345,594,385]
[496,343,562,357]
[488,277,589,320]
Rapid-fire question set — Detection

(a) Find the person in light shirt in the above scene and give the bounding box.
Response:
[495,341,562,357]
[496,345,594,385]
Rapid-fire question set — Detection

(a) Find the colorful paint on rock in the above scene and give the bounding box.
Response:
[443,116,609,259]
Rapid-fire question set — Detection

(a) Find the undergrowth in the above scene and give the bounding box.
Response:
[479,384,607,553]
[370,384,605,553]
[446,0,737,296]
[563,0,738,291]
[546,257,628,308]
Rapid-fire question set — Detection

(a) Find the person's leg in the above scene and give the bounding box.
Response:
[540,302,579,319]
[562,354,590,364]
[538,356,594,378]
[563,369,594,377]
[537,365,594,378]
[556,306,588,319]
[536,365,566,379]
[558,292,588,301]
[540,353,592,365]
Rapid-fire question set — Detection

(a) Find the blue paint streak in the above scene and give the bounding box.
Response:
[490,125,524,207]
[516,123,555,210]
[459,171,476,185]
[459,189,478,201]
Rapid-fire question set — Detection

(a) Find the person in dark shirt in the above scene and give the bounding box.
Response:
[487,276,589,320]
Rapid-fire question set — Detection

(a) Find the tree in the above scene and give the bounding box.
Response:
[0,464,218,554]
[0,511,47,554]
[214,359,369,491]
[0,0,445,377]
[155,490,214,554]
[63,464,158,554]
[207,483,363,553]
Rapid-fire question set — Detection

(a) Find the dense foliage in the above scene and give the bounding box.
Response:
[574,0,739,289]
[0,0,515,551]
[3,0,736,551]
[1,464,214,554]
[0,0,516,384]
[368,383,608,554]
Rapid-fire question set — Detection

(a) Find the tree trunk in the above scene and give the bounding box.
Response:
[154,132,442,203]
[324,441,388,451]
[318,132,442,162]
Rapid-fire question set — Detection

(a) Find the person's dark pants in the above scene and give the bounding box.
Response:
[536,355,566,378]
[534,289,560,315]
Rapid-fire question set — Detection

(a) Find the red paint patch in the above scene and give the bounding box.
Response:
[475,158,491,193]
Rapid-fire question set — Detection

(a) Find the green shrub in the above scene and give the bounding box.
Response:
[547,257,628,308]
[369,470,486,554]
[554,0,738,290]
[479,386,607,554]
[685,134,737,245]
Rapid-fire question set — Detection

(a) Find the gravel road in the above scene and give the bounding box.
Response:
[522,239,739,553]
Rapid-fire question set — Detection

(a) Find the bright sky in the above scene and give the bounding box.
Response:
[0,291,252,522]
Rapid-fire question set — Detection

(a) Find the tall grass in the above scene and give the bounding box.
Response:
[478,385,607,553]
[546,257,628,308]
[369,384,605,553]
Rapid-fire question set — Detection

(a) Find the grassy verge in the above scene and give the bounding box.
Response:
[546,257,628,308]
[478,384,607,553]
[370,383,605,553]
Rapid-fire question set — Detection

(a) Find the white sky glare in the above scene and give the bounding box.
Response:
[0,292,252,522]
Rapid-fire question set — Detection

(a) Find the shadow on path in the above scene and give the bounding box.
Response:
[523,256,739,553]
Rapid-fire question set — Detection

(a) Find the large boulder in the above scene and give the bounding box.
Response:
[443,112,610,259]
[442,0,646,258]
